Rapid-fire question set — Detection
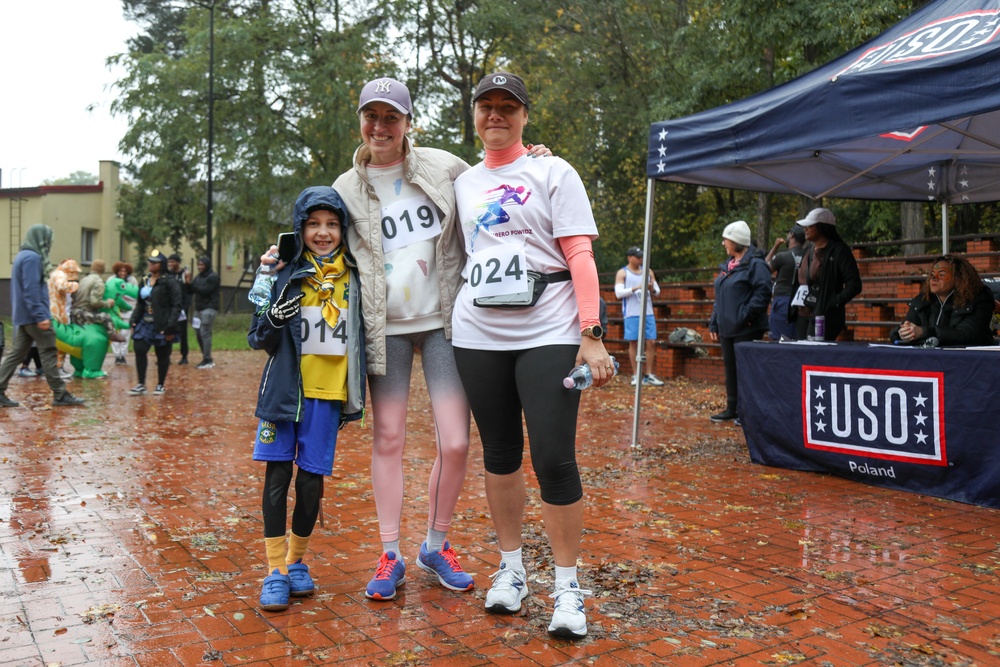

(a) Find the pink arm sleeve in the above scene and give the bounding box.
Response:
[557,235,601,329]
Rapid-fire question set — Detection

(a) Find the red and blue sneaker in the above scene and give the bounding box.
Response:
[365,551,406,600]
[416,541,474,592]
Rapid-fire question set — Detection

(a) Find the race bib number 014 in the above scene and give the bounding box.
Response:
[380,196,443,253]
[300,306,348,357]
[467,245,528,299]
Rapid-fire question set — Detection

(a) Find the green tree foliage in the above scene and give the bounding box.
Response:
[114,0,1000,275]
[42,171,100,186]
[112,0,384,257]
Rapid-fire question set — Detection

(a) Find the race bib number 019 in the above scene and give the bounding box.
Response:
[300,306,348,357]
[467,245,528,299]
[380,196,443,253]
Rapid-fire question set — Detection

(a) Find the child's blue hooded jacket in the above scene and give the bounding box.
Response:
[248,186,366,426]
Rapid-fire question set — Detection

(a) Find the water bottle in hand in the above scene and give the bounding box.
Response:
[248,254,279,308]
[563,356,619,390]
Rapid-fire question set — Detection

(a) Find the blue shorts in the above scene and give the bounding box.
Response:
[253,398,341,476]
[624,315,657,342]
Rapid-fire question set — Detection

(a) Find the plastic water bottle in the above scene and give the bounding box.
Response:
[563,357,619,390]
[248,255,278,308]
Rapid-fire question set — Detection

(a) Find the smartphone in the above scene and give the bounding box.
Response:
[276,232,297,263]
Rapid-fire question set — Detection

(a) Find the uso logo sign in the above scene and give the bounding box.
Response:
[802,365,947,466]
[835,9,1000,76]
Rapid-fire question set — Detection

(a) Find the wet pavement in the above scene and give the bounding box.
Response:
[1,350,998,666]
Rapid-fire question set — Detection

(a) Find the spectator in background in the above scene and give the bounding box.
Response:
[166,253,190,365]
[107,262,138,365]
[48,258,81,377]
[0,225,85,407]
[615,246,664,386]
[765,225,806,340]
[71,260,122,342]
[189,256,221,369]
[890,254,995,347]
[129,251,183,396]
[790,208,862,341]
[708,221,772,423]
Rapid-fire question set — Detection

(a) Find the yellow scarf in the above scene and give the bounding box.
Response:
[303,249,347,330]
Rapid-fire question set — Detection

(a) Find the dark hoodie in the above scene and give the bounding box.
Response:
[247,186,366,427]
[189,255,221,311]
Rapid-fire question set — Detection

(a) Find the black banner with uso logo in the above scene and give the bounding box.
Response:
[736,341,1000,509]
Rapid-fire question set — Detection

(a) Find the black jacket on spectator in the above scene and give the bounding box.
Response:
[189,258,221,311]
[791,240,862,340]
[889,286,995,347]
[130,276,183,335]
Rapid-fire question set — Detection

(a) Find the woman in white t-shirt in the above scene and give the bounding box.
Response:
[451,72,613,640]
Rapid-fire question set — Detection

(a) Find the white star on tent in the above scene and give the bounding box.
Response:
[814,420,826,432]
[814,386,826,399]
[658,145,667,157]
[657,161,666,172]
[915,431,929,445]
[927,180,936,190]
[659,129,668,141]
[913,393,928,407]
[960,179,970,188]
[928,167,936,177]
[814,403,826,416]
[914,412,928,426]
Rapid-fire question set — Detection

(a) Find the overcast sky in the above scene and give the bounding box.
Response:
[0,0,135,187]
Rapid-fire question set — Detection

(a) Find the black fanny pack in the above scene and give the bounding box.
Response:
[473,270,572,308]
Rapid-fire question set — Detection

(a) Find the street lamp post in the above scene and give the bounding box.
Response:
[191,0,216,262]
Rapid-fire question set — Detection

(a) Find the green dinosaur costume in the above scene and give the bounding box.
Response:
[53,320,111,379]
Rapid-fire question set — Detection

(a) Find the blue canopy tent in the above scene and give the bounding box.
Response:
[630,0,1000,445]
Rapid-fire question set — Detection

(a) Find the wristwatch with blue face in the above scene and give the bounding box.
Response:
[581,325,604,339]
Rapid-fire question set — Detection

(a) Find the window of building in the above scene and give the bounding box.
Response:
[81,228,97,264]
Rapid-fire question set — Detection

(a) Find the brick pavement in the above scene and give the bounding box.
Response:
[1,350,998,666]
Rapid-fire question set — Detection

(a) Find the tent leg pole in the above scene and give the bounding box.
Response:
[631,179,656,449]
[942,203,949,254]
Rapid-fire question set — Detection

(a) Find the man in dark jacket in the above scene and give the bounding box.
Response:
[189,256,221,369]
[0,225,85,407]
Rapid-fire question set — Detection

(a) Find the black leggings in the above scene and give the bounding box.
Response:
[720,330,765,409]
[262,461,323,538]
[133,338,172,386]
[453,345,582,506]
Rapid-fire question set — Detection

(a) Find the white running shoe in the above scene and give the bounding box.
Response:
[485,562,528,614]
[547,580,593,639]
[643,374,665,386]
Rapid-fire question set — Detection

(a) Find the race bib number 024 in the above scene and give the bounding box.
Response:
[467,245,528,299]
[300,306,348,357]
[380,196,443,253]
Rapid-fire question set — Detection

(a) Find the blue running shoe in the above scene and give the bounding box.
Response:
[416,541,474,591]
[260,569,291,611]
[365,552,405,600]
[287,560,315,597]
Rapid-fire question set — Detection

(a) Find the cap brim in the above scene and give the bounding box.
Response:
[357,98,410,115]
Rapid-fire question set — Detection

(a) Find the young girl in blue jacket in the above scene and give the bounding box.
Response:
[248,185,366,611]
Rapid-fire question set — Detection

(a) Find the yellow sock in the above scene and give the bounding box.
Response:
[265,536,288,575]
[286,532,311,565]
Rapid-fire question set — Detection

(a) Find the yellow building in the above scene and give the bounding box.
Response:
[1,160,255,317]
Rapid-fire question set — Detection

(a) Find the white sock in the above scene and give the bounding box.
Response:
[499,547,524,572]
[383,540,402,561]
[554,565,577,589]
[425,528,447,553]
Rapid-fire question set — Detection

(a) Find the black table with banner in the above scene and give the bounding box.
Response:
[735,340,1000,509]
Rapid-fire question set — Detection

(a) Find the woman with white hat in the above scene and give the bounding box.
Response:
[708,220,772,422]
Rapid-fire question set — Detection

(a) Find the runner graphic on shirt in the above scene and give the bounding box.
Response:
[471,184,532,250]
